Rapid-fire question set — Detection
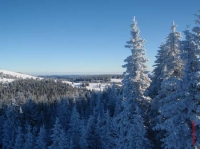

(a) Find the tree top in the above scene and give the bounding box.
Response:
[171,21,177,32]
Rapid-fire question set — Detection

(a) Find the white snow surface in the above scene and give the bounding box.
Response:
[63,79,122,91]
[86,83,109,91]
[62,80,73,85]
[0,69,121,91]
[0,69,41,83]
[0,70,38,79]
[110,79,122,83]
[62,81,113,91]
[0,78,14,83]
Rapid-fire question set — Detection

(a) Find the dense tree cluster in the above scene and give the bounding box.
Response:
[41,74,123,83]
[0,86,121,149]
[0,79,88,105]
[1,10,200,149]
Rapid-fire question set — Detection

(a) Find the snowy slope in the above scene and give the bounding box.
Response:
[62,80,121,91]
[0,69,41,83]
[62,81,109,91]
[0,69,120,91]
[110,78,122,83]
[86,83,110,91]
[0,69,116,91]
[0,78,14,83]
[62,80,108,91]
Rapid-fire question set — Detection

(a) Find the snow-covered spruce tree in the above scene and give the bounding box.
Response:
[24,124,34,149]
[99,110,117,149]
[193,10,200,45]
[148,42,168,148]
[150,22,182,117]
[21,98,39,127]
[158,21,183,96]
[79,120,88,149]
[151,22,184,149]
[13,126,24,149]
[49,118,68,149]
[68,106,81,149]
[56,98,70,131]
[35,124,47,149]
[85,114,101,149]
[180,26,195,89]
[114,93,123,116]
[122,17,151,109]
[178,11,200,148]
[148,42,166,99]
[151,21,183,101]
[106,84,118,117]
[167,21,183,72]
[153,23,200,149]
[0,110,4,145]
[59,129,69,149]
[93,92,104,118]
[115,17,151,149]
[2,103,21,149]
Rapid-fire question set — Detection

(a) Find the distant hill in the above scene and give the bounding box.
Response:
[0,69,41,83]
[0,70,122,91]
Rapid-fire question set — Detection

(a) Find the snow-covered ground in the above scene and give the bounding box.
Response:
[0,78,14,83]
[0,69,41,83]
[0,69,122,91]
[62,81,105,91]
[0,70,39,79]
[110,78,122,83]
[62,79,122,91]
[86,83,109,91]
[62,80,73,85]
[63,79,122,91]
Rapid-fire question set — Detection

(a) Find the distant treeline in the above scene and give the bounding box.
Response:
[40,74,123,83]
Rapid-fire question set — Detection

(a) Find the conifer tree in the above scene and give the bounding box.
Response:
[122,16,151,104]
[193,10,200,44]
[158,22,183,97]
[116,17,151,149]
[24,124,34,149]
[59,129,68,149]
[68,106,81,149]
[22,99,39,127]
[149,21,183,105]
[114,93,123,116]
[99,110,116,149]
[13,126,24,149]
[85,115,101,149]
[2,105,20,149]
[49,118,68,149]
[93,92,104,118]
[179,11,200,147]
[148,42,166,99]
[154,19,200,148]
[56,99,70,131]
[107,84,118,116]
[35,125,47,149]
[149,22,183,148]
[79,120,88,149]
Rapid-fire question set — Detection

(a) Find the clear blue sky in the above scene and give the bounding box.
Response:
[0,0,199,75]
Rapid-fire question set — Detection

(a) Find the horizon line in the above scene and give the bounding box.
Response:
[29,72,124,76]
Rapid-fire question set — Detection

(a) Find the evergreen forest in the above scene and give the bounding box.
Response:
[1,10,200,149]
